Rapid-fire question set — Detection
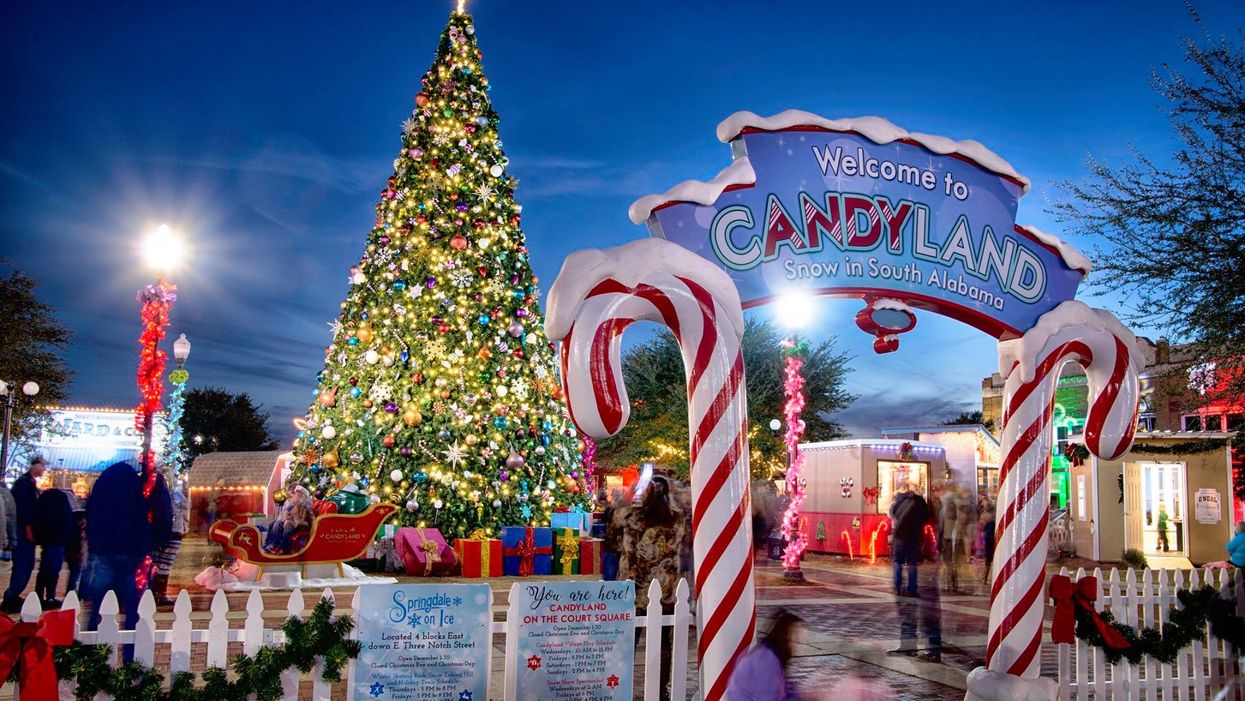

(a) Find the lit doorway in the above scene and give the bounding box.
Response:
[1125,462,1187,555]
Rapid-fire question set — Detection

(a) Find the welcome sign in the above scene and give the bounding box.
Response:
[630,111,1088,338]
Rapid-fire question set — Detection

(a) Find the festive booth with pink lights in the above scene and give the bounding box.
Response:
[799,439,951,559]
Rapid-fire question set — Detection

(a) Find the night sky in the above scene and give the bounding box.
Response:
[2,1,1238,445]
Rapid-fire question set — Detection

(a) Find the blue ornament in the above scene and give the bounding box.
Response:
[393,280,407,291]
[351,387,362,398]
[541,434,550,446]
[493,416,508,429]
[512,290,524,299]
[478,315,490,326]
[542,420,552,431]
[359,478,369,487]
[414,471,428,483]
[361,312,369,320]
[400,349,410,362]
[348,336,359,346]
[310,465,321,474]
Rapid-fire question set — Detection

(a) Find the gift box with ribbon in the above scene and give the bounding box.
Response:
[551,511,591,536]
[552,527,581,575]
[394,527,457,576]
[578,537,603,575]
[501,526,553,576]
[455,531,503,579]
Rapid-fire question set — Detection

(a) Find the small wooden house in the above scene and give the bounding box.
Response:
[187,450,287,534]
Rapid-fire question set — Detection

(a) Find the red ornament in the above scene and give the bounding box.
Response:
[438,323,450,334]
[415,92,430,107]
[382,435,396,448]
[450,234,468,250]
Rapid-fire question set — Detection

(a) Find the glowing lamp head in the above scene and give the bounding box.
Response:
[142,224,184,272]
[768,419,781,432]
[173,333,191,366]
[775,291,815,330]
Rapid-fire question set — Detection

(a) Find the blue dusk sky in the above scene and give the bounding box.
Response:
[2,1,1239,444]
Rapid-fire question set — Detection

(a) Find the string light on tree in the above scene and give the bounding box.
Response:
[286,7,586,536]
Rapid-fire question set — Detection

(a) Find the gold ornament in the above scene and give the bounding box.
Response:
[323,448,340,469]
[403,408,423,426]
[357,322,374,343]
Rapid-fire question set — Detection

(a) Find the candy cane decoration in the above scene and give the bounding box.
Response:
[985,301,1140,680]
[546,239,754,701]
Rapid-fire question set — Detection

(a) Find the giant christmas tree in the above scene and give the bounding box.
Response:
[288,7,587,537]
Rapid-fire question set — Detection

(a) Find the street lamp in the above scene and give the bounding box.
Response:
[173,333,191,368]
[768,418,782,436]
[137,224,185,476]
[0,380,40,480]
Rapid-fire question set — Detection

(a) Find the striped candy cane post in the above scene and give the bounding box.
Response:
[546,239,755,701]
[983,301,1140,685]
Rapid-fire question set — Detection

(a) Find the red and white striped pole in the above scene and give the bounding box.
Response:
[546,239,755,701]
[969,301,1139,700]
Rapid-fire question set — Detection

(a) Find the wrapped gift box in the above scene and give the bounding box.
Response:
[379,523,399,539]
[551,511,591,536]
[552,528,581,575]
[578,538,603,575]
[454,537,503,578]
[501,526,553,576]
[394,527,457,576]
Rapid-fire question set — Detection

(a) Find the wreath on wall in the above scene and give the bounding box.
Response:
[898,442,915,462]
[1050,574,1245,665]
[5,597,359,701]
[1063,442,1090,467]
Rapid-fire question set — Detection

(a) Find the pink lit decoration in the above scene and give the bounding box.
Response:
[779,339,808,572]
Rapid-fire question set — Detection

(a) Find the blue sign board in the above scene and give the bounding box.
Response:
[514,581,635,700]
[354,583,491,701]
[637,117,1085,338]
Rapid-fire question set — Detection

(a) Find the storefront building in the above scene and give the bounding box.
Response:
[880,425,1001,501]
[3,406,167,494]
[1067,432,1239,565]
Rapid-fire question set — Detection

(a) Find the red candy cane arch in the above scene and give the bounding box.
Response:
[546,239,754,701]
[975,301,1139,695]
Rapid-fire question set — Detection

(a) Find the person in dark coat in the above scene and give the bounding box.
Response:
[888,477,930,597]
[2,455,47,612]
[33,486,74,608]
[79,461,153,632]
[64,509,87,595]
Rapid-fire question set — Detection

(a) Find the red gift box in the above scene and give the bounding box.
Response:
[579,538,603,575]
[454,537,503,578]
[395,527,457,576]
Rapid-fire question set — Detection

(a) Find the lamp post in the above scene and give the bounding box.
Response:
[0,381,40,480]
[136,224,184,476]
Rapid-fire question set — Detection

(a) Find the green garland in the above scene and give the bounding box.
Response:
[1129,439,1227,455]
[1074,585,1245,665]
[9,597,360,701]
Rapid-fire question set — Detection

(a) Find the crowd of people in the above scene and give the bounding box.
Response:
[0,456,189,627]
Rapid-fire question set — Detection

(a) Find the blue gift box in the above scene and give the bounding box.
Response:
[550,511,591,535]
[501,526,553,576]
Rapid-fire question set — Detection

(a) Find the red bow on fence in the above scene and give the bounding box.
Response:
[1048,574,1131,649]
[0,609,75,701]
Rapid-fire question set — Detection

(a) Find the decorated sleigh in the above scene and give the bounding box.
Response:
[209,503,397,579]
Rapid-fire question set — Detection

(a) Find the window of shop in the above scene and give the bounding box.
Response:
[876,460,929,514]
[977,466,999,499]
[1228,414,1244,433]
[1182,414,1205,431]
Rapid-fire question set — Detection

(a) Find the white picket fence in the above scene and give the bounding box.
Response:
[10,577,694,701]
[1056,566,1245,700]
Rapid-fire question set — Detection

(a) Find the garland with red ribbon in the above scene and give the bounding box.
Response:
[135,280,176,477]
[1050,574,1245,664]
[0,610,75,701]
[6,598,358,701]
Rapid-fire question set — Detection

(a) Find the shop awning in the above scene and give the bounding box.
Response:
[30,446,143,473]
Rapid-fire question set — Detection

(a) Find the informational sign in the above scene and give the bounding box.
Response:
[514,581,635,700]
[354,583,491,701]
[1195,488,1222,524]
[638,116,1086,338]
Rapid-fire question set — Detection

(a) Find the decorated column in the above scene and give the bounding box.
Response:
[546,238,756,701]
[778,339,809,580]
[966,301,1140,701]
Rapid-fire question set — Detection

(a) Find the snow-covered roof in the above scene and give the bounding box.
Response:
[627,157,755,225]
[715,110,1030,192]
